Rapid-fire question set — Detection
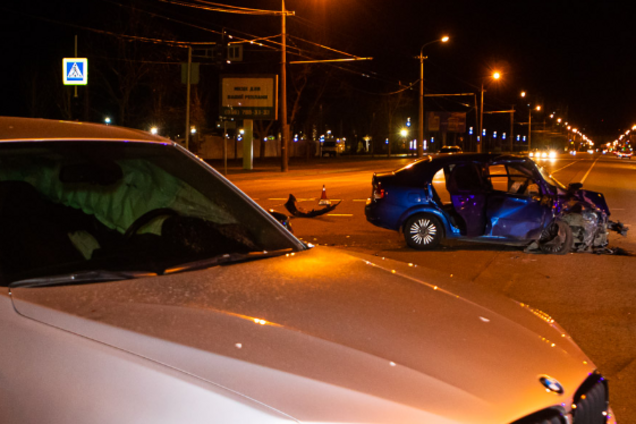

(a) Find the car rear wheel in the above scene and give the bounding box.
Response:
[404,214,443,250]
[539,220,573,255]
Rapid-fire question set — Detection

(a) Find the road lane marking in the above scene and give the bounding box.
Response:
[327,214,354,217]
[580,156,601,184]
[267,198,342,202]
[551,160,581,173]
[268,197,315,201]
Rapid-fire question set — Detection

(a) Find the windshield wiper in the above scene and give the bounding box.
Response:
[9,270,158,289]
[164,248,294,275]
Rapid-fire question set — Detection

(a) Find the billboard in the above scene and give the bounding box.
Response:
[220,75,278,120]
[427,112,466,133]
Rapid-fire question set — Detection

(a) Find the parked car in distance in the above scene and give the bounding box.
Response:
[614,150,633,159]
[439,145,463,154]
[365,153,624,254]
[1,118,616,424]
[321,140,339,157]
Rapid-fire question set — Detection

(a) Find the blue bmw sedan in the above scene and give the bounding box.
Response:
[365,153,622,253]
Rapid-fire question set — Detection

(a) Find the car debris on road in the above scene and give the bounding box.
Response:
[284,193,341,218]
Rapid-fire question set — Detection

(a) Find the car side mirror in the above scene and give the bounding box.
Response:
[269,210,294,234]
[568,182,583,192]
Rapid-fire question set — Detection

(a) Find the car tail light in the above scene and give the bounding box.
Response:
[372,184,385,200]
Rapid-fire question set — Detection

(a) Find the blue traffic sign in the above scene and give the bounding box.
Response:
[63,58,88,85]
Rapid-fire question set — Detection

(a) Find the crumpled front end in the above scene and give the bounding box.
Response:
[560,189,627,253]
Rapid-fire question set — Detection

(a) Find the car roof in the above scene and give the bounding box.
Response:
[0,117,169,143]
[399,153,532,179]
[429,152,496,163]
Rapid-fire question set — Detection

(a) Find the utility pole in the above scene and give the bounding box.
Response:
[185,45,192,150]
[280,0,289,172]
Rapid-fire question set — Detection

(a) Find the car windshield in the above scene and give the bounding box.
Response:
[0,141,302,286]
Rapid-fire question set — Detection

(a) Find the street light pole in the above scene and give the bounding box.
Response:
[417,36,448,158]
[418,53,426,158]
[478,83,484,153]
[528,106,532,151]
[510,104,514,153]
[478,72,500,153]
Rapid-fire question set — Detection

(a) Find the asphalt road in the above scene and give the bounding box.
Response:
[220,153,636,422]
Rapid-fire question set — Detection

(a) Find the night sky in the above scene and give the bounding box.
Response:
[1,1,634,140]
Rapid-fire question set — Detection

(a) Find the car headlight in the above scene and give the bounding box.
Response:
[548,151,556,159]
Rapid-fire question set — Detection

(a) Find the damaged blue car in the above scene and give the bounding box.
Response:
[365,153,626,254]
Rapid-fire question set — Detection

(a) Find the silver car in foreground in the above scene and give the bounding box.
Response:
[0,117,615,424]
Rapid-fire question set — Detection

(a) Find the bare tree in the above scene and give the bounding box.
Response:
[379,89,410,157]
[255,120,275,159]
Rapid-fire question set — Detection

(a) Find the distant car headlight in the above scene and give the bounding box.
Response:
[541,151,548,158]
[529,152,534,157]
[548,151,556,159]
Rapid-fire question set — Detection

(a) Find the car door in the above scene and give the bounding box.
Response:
[446,162,487,237]
[484,161,549,240]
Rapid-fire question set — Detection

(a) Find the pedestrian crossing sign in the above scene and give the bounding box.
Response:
[63,58,88,85]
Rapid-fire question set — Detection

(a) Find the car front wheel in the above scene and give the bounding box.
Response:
[404,214,443,250]
[539,220,573,255]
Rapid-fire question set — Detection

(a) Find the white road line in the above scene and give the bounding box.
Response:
[551,160,580,173]
[268,197,315,201]
[580,156,601,184]
[268,198,343,202]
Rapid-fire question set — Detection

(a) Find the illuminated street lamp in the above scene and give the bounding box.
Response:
[418,36,449,157]
[478,71,501,153]
[150,127,158,135]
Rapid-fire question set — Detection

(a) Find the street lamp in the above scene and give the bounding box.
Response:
[478,71,501,153]
[418,36,449,158]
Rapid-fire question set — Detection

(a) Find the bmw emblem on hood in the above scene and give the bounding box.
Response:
[539,376,564,394]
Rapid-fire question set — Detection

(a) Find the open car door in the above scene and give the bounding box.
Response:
[446,162,487,237]
[483,157,549,241]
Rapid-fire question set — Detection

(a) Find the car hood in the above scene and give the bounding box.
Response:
[9,247,594,423]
